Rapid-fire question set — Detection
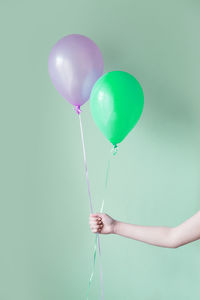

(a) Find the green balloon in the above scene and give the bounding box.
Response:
[90,71,144,146]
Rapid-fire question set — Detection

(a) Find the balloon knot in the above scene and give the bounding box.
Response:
[73,105,82,115]
[112,145,118,156]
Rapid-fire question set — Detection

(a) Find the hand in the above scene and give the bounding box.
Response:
[89,213,117,234]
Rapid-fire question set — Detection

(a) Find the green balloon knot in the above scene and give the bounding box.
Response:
[112,144,118,156]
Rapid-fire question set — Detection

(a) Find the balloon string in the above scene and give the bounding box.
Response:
[99,144,118,214]
[86,144,118,299]
[74,105,118,300]
[74,106,103,300]
[86,233,97,300]
[76,108,94,213]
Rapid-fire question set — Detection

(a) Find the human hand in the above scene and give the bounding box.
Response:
[89,213,117,234]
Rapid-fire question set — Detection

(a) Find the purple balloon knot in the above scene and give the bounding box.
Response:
[73,105,82,115]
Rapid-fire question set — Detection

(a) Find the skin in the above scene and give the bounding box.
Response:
[89,210,200,248]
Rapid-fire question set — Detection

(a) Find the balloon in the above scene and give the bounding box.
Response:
[48,34,104,107]
[90,71,144,146]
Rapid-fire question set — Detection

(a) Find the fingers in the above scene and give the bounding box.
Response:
[89,213,104,233]
[90,219,102,225]
[90,213,102,217]
[91,224,103,230]
[89,213,102,221]
[90,213,104,218]
[91,223,104,233]
[89,217,103,225]
[89,218,101,224]
[89,220,103,233]
[89,215,102,223]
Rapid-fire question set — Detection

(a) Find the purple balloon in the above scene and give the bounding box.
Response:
[48,34,104,107]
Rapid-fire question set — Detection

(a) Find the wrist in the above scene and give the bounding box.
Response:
[113,220,120,234]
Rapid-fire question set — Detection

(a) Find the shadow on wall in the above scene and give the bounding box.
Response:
[142,74,197,141]
[102,41,197,142]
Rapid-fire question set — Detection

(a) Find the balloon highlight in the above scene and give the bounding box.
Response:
[48,34,104,107]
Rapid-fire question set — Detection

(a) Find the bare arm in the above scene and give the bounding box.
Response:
[89,210,200,248]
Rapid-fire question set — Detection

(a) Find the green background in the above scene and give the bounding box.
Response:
[1,0,200,299]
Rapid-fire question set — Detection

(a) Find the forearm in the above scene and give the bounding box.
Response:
[90,211,200,248]
[114,220,176,248]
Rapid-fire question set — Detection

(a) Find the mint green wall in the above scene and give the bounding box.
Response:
[1,1,200,299]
